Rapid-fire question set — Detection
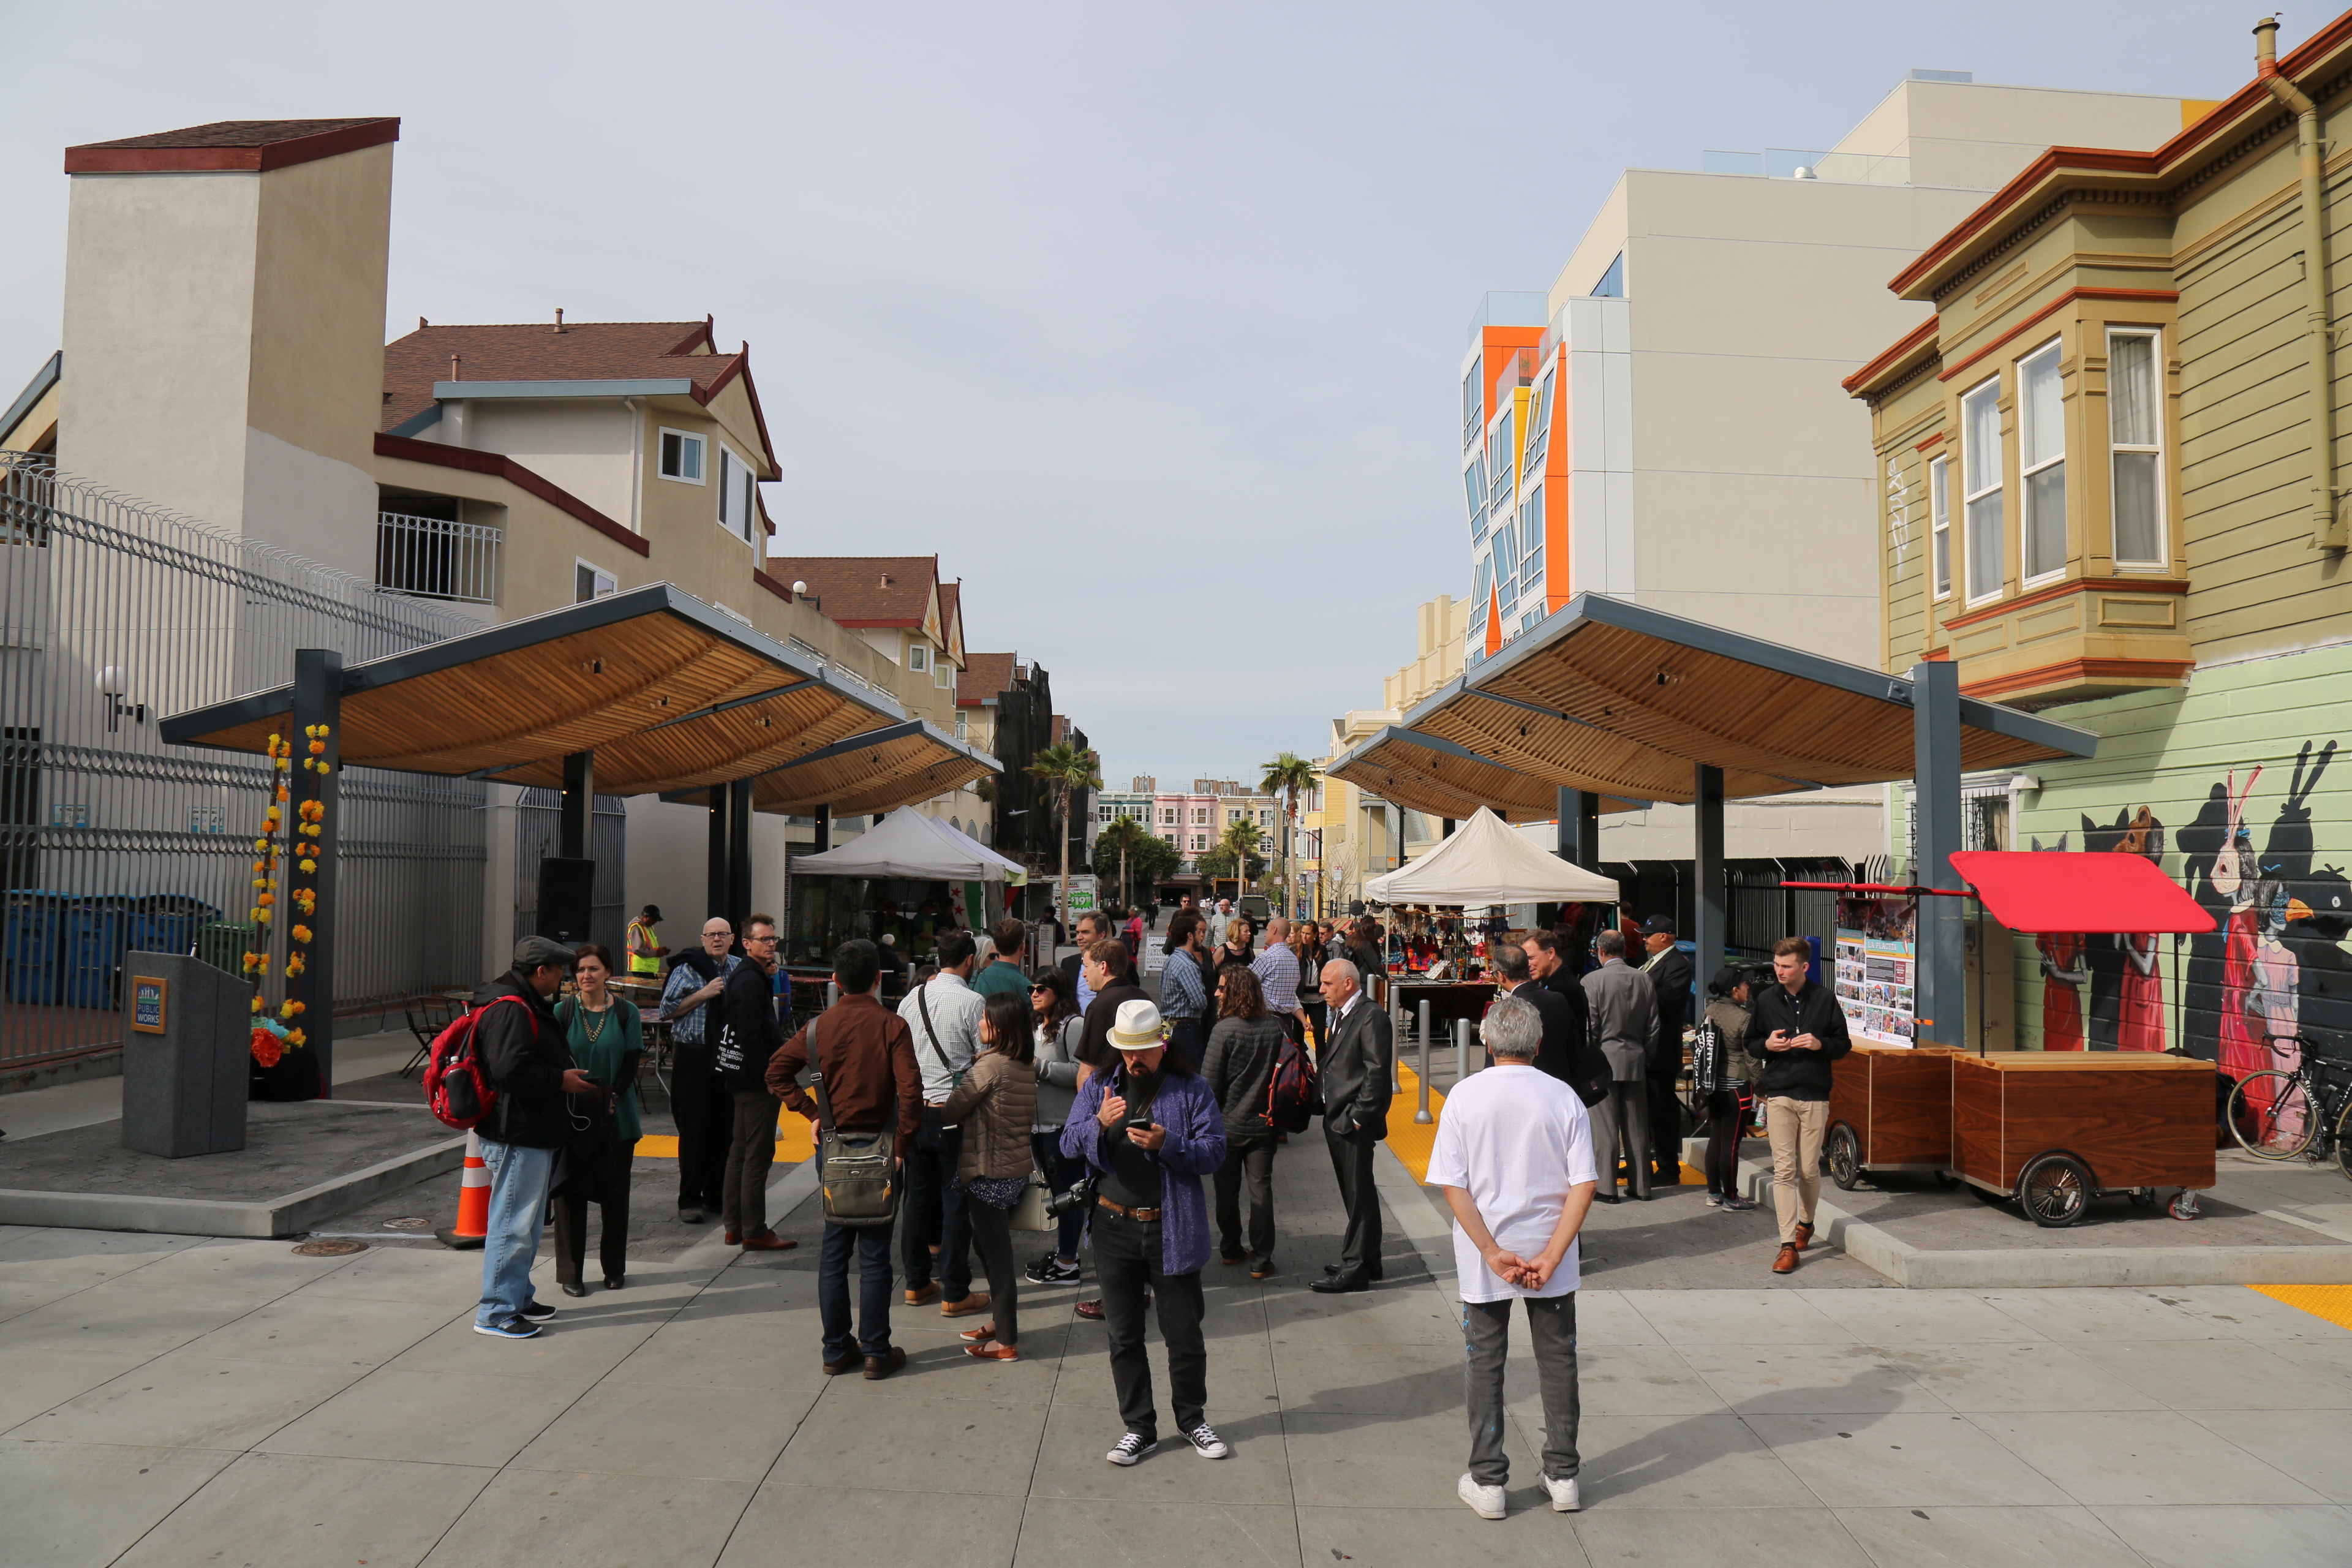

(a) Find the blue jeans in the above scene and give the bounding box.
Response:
[475,1137,554,1326]
[819,1218,897,1362]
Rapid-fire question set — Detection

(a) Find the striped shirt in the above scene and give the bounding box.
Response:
[1251,941,1300,1016]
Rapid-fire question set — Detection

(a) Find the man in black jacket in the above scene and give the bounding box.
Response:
[717,914,795,1253]
[1311,957,1393,1294]
[472,936,598,1340]
[1637,916,1694,1186]
[1741,937,1850,1275]
[1524,930,1607,1104]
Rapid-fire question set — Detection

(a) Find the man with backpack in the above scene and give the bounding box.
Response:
[470,936,600,1341]
[769,940,924,1378]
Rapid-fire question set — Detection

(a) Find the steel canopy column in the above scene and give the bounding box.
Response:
[813,803,831,854]
[707,794,729,925]
[290,649,341,1096]
[1694,763,1724,981]
[1555,786,1600,870]
[558,751,594,860]
[727,778,754,928]
[1912,660,1966,1049]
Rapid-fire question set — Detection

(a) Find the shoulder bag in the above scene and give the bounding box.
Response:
[807,1017,900,1227]
[914,981,963,1126]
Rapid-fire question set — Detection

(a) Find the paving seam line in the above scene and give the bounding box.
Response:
[673,1156,821,1270]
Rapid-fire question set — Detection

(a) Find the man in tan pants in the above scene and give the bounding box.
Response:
[1741,937,1850,1275]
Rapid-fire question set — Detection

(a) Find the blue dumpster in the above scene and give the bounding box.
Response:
[62,901,126,1009]
[4,892,64,1005]
[126,896,219,963]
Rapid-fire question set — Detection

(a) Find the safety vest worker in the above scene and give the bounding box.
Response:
[627,905,666,975]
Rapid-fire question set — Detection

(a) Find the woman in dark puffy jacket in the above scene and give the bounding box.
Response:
[1697,965,1759,1212]
[943,990,1040,1361]
[1202,967,1287,1278]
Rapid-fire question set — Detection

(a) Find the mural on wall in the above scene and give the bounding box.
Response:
[2176,743,2345,1086]
[2022,742,2346,1069]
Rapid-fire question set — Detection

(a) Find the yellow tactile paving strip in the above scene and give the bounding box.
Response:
[636,1106,814,1163]
[2248,1282,2352,1332]
[1381,1063,1703,1189]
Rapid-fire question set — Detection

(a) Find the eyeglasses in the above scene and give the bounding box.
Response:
[744,935,778,946]
[1029,984,1051,993]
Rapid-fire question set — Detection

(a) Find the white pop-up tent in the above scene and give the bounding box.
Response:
[1365,806,1619,906]
[793,805,1025,881]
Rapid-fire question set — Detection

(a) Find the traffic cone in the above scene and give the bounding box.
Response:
[437,1129,489,1250]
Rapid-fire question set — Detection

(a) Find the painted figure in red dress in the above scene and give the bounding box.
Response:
[2113,809,2166,1052]
[2037,930,2088,1050]
[2212,767,2266,1086]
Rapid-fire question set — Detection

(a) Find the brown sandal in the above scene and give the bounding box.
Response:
[965,1341,1019,1361]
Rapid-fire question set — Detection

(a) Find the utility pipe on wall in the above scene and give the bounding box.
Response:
[2256,15,2347,549]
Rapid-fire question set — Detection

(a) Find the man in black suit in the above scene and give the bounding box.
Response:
[1311,956,1392,1294]
[1523,929,1604,1099]
[1638,915,1694,1186]
[1490,941,1606,1104]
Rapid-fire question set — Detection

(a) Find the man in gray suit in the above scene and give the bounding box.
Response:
[1580,930,1657,1202]
[1310,958,1392,1293]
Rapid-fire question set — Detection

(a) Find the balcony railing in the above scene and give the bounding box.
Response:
[376,511,500,604]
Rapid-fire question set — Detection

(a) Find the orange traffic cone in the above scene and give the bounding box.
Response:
[437,1129,489,1250]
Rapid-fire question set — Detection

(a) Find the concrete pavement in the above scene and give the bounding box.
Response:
[5,1132,2352,1566]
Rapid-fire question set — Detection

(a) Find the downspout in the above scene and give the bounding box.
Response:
[2256,16,2347,548]
[624,397,643,536]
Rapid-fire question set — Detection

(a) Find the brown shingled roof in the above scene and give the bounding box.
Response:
[382,319,742,433]
[766,557,939,627]
[66,118,399,174]
[958,652,1018,708]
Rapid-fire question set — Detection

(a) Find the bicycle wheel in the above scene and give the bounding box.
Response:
[2334,1093,2352,1182]
[2228,1071,2317,1160]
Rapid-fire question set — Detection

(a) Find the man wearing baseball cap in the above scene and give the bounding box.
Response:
[1637,916,1693,1188]
[1060,999,1232,1466]
[471,936,600,1340]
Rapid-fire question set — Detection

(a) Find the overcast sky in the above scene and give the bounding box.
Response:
[4,2,2266,787]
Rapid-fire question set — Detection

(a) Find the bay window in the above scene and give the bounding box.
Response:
[2108,330,2164,565]
[1523,366,1555,478]
[2019,343,2066,581]
[1961,377,2003,603]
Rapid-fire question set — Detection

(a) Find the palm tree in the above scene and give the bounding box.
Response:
[1025,742,1101,930]
[1217,818,1267,902]
[1260,752,1317,919]
[1098,814,1149,911]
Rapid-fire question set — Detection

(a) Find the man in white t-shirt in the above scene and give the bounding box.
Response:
[1425,992,1599,1520]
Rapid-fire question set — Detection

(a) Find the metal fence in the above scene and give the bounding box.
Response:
[1,452,488,1072]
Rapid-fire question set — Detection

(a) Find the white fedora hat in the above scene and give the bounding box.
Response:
[1109,998,1166,1050]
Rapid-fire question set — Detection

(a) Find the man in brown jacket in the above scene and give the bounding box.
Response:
[767,938,923,1378]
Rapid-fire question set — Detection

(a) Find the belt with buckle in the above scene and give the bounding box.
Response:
[1096,1195,1163,1223]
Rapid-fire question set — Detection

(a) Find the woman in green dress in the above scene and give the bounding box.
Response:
[553,943,643,1294]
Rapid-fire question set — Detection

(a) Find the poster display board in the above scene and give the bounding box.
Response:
[1835,895,1917,1047]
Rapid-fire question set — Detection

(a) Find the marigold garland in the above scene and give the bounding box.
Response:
[247,723,334,1065]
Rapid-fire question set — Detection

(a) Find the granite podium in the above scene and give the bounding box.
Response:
[119,951,251,1158]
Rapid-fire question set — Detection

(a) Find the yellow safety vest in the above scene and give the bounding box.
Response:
[627,918,660,974]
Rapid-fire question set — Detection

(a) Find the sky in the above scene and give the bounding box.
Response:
[1,1,2275,788]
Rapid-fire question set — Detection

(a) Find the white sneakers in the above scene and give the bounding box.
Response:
[1458,1472,1583,1517]
[1457,1474,1506,1519]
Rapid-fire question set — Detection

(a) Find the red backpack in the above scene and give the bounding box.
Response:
[1266,1034,1322,1134]
[423,995,527,1131]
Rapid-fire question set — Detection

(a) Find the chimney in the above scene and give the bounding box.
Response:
[879,572,892,586]
[449,353,461,381]
[552,307,566,334]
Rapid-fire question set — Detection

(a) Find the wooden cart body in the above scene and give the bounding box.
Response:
[1950,1052,2215,1196]
[1826,1042,1960,1172]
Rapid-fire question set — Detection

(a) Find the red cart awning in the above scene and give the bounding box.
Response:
[1947,851,2217,934]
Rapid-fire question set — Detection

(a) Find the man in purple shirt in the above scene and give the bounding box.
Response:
[1063,998,1230,1468]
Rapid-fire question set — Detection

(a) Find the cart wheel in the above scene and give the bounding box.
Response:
[2019,1153,2092,1228]
[1825,1124,1862,1191]
[2127,1186,2158,1210]
[2169,1189,2202,1221]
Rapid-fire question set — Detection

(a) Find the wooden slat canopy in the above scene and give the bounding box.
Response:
[665,720,997,818]
[1335,595,2095,810]
[159,584,998,807]
[1325,728,1647,824]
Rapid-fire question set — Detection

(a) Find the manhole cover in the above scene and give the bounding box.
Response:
[292,1238,368,1256]
[381,1216,431,1230]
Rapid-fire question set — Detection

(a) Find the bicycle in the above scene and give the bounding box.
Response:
[2226,1033,2352,1179]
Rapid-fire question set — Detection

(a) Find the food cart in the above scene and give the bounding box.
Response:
[1801,850,2219,1227]
[1364,807,1618,1038]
